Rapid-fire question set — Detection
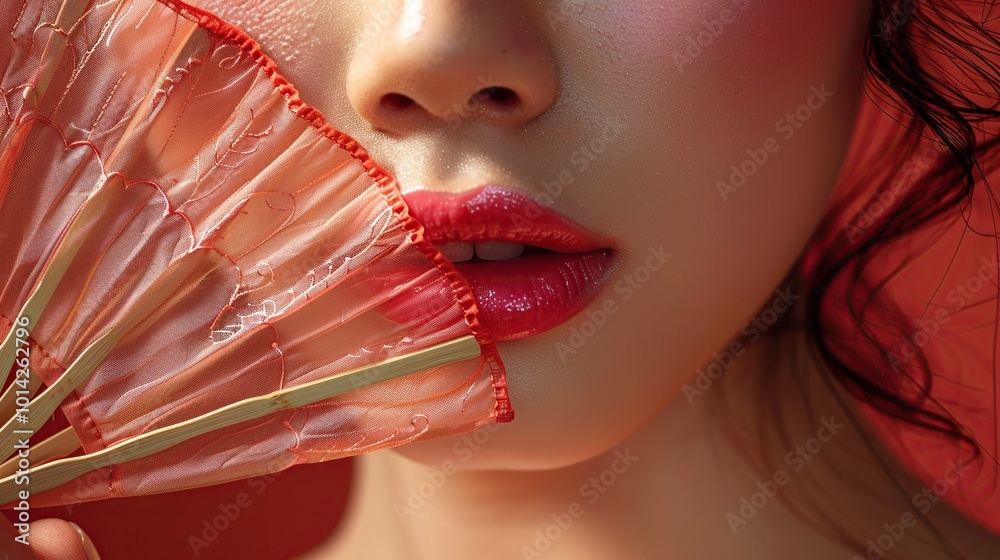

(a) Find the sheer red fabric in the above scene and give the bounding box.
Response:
[0,0,511,507]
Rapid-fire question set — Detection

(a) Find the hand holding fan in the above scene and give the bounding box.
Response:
[0,0,512,508]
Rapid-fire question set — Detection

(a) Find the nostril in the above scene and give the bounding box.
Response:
[473,86,520,109]
[373,87,524,124]
[380,93,416,110]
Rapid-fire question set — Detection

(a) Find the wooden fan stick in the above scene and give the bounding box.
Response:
[22,0,90,109]
[0,251,214,458]
[1,0,251,410]
[0,182,118,402]
[0,0,86,211]
[2,0,121,377]
[0,0,100,431]
[1,0,214,407]
[0,335,481,505]
[0,326,123,459]
[102,6,201,168]
[0,427,79,479]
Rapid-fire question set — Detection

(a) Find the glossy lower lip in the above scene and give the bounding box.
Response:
[402,185,617,340]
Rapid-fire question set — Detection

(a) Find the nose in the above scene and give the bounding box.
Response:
[346,0,559,134]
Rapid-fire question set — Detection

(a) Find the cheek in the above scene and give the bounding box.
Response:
[190,0,320,47]
[187,0,333,95]
[616,1,868,76]
[598,3,871,370]
[604,0,872,282]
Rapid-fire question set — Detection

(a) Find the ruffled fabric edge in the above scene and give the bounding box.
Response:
[155,0,513,423]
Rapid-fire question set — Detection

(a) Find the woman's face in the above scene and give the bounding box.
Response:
[194,0,873,469]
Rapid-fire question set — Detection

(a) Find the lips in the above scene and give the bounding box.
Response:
[402,185,617,341]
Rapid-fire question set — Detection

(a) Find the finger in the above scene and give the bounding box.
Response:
[24,519,96,560]
[0,514,36,560]
[69,523,100,560]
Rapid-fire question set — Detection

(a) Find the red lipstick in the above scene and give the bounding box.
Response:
[402,185,617,341]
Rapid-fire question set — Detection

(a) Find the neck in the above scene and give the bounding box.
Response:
[307,327,998,560]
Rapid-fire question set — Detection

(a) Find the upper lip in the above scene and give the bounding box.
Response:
[400,185,609,253]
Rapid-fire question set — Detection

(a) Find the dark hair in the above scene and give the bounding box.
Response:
[810,0,999,449]
[795,0,999,555]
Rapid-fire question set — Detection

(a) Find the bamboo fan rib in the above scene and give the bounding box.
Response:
[0,0,511,508]
[0,336,479,504]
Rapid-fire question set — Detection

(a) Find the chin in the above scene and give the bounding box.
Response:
[392,431,603,472]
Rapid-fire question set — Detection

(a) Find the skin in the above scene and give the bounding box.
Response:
[14,1,1000,559]
[213,0,872,471]
[0,517,100,560]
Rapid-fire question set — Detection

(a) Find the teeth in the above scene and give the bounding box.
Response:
[437,241,474,262]
[475,241,525,261]
[435,241,528,262]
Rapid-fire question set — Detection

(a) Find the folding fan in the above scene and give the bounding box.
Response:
[0,0,512,508]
